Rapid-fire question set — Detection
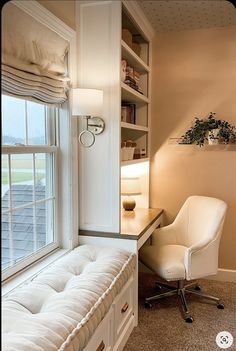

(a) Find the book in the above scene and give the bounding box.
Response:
[121,103,136,124]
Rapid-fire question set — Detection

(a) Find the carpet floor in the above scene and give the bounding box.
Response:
[123,272,236,351]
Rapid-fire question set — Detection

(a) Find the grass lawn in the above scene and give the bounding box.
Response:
[1,158,45,170]
[1,173,44,184]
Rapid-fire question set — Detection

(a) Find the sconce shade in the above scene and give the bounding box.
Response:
[121,177,141,196]
[72,88,103,116]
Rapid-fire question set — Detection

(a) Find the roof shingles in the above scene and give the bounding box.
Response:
[1,185,46,270]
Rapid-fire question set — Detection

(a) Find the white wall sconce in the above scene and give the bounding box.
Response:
[72,88,105,147]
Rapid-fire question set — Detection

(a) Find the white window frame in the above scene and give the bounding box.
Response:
[2,0,78,283]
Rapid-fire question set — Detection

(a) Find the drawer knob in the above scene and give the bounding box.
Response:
[121,302,129,313]
[96,340,105,351]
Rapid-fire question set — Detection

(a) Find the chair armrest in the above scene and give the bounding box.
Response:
[151,224,177,246]
[184,236,221,280]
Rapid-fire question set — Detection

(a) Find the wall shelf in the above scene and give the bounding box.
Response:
[168,139,236,151]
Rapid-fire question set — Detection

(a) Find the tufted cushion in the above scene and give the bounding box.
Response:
[2,245,136,351]
[140,244,187,281]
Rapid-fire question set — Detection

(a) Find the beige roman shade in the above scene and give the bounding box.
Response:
[1,2,70,105]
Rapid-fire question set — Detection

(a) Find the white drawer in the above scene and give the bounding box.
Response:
[83,309,113,351]
[114,278,134,338]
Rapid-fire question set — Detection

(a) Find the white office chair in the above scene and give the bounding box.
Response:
[139,195,227,323]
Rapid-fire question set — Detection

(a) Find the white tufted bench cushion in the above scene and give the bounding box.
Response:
[2,244,136,351]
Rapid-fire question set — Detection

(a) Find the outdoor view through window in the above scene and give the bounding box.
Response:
[1,95,57,276]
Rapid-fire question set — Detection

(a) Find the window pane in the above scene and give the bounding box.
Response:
[36,153,54,199]
[1,95,57,276]
[1,200,55,271]
[1,154,9,211]
[1,213,11,270]
[11,154,34,206]
[27,101,46,145]
[35,153,46,191]
[36,200,54,247]
[2,95,25,145]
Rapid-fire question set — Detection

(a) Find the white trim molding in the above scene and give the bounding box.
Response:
[204,269,236,283]
[122,0,155,39]
[12,0,75,40]
[2,0,78,281]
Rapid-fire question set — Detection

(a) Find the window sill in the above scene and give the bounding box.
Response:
[2,248,69,297]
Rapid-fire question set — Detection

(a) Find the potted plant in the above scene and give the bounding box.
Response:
[217,120,236,144]
[179,112,236,146]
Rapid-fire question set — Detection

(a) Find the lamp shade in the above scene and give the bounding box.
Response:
[121,177,141,196]
[72,88,103,116]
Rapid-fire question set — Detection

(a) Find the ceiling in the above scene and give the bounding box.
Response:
[136,0,236,33]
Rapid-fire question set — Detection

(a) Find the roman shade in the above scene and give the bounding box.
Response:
[1,1,70,105]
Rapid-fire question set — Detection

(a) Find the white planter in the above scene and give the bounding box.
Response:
[208,128,219,145]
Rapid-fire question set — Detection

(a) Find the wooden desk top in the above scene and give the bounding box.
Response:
[79,208,163,240]
[121,208,163,239]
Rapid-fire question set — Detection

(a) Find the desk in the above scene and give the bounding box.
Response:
[79,208,163,325]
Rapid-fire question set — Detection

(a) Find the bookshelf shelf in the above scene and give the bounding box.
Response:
[121,40,150,73]
[121,2,151,169]
[121,157,149,167]
[121,82,149,103]
[121,122,149,132]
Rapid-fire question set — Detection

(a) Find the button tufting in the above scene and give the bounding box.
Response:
[2,245,136,351]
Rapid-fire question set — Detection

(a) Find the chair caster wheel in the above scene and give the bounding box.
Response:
[185,316,194,323]
[144,301,153,309]
[217,303,224,309]
[155,284,162,291]
[194,285,201,291]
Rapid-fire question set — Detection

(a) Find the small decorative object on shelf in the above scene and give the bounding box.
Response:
[121,60,127,82]
[140,148,146,157]
[121,103,136,124]
[133,147,141,159]
[122,28,132,48]
[121,140,137,161]
[121,177,141,211]
[179,112,236,147]
[132,42,141,57]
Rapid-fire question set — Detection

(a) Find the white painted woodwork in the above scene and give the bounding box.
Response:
[77,0,121,233]
[83,277,135,351]
[2,1,78,282]
[121,0,153,214]
[79,208,164,329]
[77,0,154,234]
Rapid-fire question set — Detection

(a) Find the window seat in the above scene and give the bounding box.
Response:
[2,245,136,351]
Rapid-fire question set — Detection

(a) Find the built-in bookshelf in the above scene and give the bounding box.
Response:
[78,0,154,234]
[121,2,151,166]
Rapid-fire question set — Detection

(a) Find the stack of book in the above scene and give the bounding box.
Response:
[121,60,143,94]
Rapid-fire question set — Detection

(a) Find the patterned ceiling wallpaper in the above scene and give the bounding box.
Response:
[136,0,236,32]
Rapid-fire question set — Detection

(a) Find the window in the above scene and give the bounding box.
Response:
[1,95,58,279]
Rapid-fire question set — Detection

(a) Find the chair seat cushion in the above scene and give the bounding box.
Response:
[140,244,187,281]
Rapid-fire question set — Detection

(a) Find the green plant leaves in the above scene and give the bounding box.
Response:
[179,112,236,146]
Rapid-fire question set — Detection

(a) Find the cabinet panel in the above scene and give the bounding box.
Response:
[114,278,134,338]
[78,1,121,233]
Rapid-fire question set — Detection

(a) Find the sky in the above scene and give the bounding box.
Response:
[2,95,46,141]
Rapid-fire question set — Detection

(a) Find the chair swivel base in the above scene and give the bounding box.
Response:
[144,280,224,323]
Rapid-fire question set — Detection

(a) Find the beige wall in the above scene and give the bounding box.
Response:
[37,0,76,29]
[150,26,236,270]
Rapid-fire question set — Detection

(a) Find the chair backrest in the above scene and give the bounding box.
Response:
[174,196,227,248]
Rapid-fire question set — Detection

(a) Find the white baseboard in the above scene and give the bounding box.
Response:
[204,269,236,283]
